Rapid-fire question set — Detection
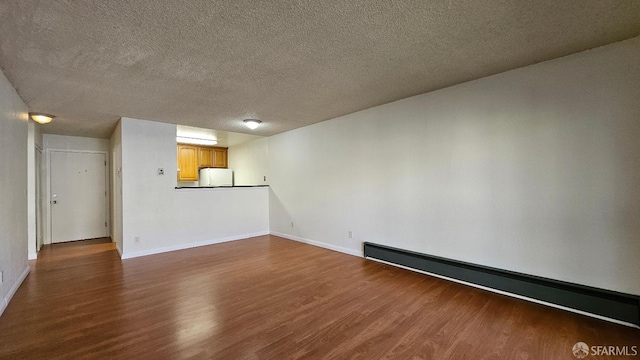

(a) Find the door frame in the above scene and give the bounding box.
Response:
[35,145,43,252]
[45,149,110,245]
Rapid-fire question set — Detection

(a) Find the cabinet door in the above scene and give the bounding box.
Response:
[177,144,198,181]
[198,147,213,168]
[213,147,228,168]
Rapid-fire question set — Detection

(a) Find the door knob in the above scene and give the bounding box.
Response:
[52,200,57,204]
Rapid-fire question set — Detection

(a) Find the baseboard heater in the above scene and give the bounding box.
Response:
[363,242,640,327]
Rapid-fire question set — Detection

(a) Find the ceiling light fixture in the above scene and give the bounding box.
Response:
[176,136,218,146]
[29,113,55,124]
[243,119,262,130]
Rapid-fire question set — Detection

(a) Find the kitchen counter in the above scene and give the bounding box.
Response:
[175,185,269,189]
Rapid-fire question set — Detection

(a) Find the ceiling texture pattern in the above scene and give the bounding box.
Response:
[1,0,639,138]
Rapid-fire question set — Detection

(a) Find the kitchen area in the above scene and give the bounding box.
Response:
[113,117,270,258]
[175,125,269,188]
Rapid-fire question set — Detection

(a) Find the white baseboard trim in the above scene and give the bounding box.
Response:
[0,265,30,318]
[115,244,123,257]
[270,231,363,257]
[28,252,37,260]
[120,231,270,260]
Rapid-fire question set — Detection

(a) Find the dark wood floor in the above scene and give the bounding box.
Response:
[0,236,637,359]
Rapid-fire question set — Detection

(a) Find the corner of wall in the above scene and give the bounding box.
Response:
[0,69,29,316]
[270,231,363,258]
[0,266,29,318]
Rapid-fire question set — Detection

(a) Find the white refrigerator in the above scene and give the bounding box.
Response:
[199,168,233,187]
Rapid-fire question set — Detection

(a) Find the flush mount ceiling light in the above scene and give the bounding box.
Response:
[243,119,262,130]
[29,112,55,124]
[176,135,218,146]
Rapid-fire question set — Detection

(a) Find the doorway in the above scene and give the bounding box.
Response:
[49,151,108,243]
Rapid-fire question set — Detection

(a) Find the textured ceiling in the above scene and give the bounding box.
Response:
[1,1,640,138]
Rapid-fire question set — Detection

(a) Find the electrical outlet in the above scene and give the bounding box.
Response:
[348,231,353,239]
[291,222,294,228]
[134,236,140,244]
[263,175,266,182]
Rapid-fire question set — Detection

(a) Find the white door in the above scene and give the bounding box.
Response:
[50,151,107,243]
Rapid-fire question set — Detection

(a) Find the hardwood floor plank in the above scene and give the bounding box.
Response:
[0,235,638,359]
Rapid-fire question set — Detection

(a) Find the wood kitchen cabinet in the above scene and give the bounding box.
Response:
[213,147,227,168]
[200,146,228,168]
[177,144,228,181]
[177,144,199,181]
[198,147,213,168]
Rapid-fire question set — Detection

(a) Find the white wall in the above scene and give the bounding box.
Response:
[42,134,111,244]
[43,134,110,152]
[27,120,42,259]
[268,36,640,295]
[120,117,269,258]
[228,137,269,186]
[110,121,123,255]
[34,122,42,149]
[0,70,29,316]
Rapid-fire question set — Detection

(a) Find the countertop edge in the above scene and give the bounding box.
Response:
[175,185,269,189]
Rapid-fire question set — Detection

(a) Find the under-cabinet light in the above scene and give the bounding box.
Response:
[176,136,218,146]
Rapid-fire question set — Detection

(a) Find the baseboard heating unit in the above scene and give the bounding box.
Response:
[363,242,640,327]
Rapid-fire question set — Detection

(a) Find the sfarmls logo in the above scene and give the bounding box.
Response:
[572,342,638,358]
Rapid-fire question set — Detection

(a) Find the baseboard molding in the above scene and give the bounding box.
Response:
[28,252,37,260]
[271,231,363,257]
[364,242,640,328]
[115,244,123,257]
[0,265,30,318]
[120,231,269,259]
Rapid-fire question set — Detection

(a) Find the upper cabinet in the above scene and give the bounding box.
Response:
[177,144,228,181]
[213,147,227,168]
[177,144,199,181]
[198,147,213,168]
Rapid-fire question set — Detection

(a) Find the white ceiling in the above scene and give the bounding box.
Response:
[1,1,639,138]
